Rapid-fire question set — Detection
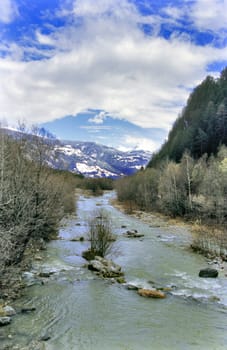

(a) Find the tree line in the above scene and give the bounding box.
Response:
[0,127,81,275]
[116,146,227,258]
[116,67,227,258]
[149,68,227,167]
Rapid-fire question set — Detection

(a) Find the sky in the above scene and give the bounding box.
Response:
[0,0,227,151]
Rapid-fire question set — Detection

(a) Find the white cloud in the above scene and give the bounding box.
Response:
[88,111,108,124]
[36,31,55,46]
[1,0,227,131]
[190,0,227,32]
[162,6,184,20]
[0,0,18,23]
[72,0,138,19]
[163,0,227,33]
[117,135,158,152]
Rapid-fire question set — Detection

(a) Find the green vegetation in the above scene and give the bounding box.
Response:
[149,68,227,167]
[116,68,227,258]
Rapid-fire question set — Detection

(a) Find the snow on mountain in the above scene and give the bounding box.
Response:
[51,140,152,178]
[1,127,152,178]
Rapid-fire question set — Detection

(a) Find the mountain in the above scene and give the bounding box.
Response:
[148,67,227,167]
[1,127,151,178]
[50,140,151,178]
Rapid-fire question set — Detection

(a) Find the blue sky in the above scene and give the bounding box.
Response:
[42,110,166,151]
[1,0,227,151]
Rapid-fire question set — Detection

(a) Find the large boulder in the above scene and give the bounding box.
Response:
[199,268,218,278]
[88,256,124,279]
[138,288,166,299]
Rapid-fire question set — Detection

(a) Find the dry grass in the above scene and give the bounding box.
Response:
[191,223,227,258]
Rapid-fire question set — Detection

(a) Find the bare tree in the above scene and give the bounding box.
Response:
[0,126,78,271]
[88,209,114,258]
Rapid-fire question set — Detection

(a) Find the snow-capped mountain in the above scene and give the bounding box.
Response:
[1,127,151,178]
[50,140,151,178]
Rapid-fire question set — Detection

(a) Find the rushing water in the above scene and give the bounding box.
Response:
[3,191,227,349]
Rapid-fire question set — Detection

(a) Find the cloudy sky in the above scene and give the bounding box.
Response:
[1,0,227,151]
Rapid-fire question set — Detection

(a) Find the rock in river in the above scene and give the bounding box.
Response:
[0,316,11,326]
[199,268,218,278]
[88,256,124,279]
[138,288,166,299]
[2,305,16,316]
[124,230,144,238]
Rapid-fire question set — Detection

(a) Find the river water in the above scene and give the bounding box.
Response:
[3,191,227,349]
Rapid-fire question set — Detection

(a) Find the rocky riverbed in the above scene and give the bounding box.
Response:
[2,191,227,350]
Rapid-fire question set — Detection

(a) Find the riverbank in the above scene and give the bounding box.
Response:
[111,198,190,230]
[111,198,227,275]
[0,238,47,302]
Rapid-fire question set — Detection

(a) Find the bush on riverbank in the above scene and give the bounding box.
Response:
[115,147,227,257]
[0,129,78,280]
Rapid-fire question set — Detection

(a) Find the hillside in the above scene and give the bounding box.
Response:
[148,67,227,167]
[115,67,227,258]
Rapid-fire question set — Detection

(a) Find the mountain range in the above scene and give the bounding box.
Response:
[1,127,151,178]
[50,140,151,178]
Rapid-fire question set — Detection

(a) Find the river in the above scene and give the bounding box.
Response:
[3,191,227,349]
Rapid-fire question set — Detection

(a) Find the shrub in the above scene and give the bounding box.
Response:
[88,209,114,258]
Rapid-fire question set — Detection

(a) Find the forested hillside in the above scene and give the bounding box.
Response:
[148,68,227,167]
[116,68,227,258]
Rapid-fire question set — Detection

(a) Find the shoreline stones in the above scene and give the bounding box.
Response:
[0,305,16,326]
[0,305,16,327]
[2,305,16,316]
